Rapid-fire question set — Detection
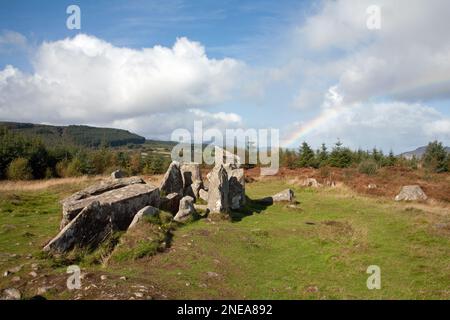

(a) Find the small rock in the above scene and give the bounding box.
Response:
[3,270,11,277]
[29,271,38,278]
[100,275,108,281]
[134,292,144,298]
[206,271,219,278]
[119,276,127,281]
[31,263,39,271]
[1,288,21,300]
[12,276,21,282]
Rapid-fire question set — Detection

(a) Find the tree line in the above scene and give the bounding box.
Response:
[280,140,449,174]
[0,127,170,180]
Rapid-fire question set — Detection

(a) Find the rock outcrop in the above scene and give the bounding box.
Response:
[395,185,428,201]
[160,161,184,195]
[44,183,160,253]
[60,176,145,229]
[174,196,196,222]
[206,165,229,214]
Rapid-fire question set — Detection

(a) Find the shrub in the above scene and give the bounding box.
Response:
[423,141,448,173]
[7,158,33,180]
[358,159,378,175]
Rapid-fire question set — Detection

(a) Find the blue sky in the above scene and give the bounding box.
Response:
[0,0,449,153]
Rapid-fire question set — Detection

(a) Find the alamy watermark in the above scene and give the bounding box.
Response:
[66,265,81,290]
[170,121,279,175]
[66,5,81,30]
[366,265,381,290]
[366,5,381,30]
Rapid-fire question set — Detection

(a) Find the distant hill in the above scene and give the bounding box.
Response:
[0,121,146,148]
[400,145,450,159]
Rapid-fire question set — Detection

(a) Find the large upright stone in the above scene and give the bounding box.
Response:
[160,161,184,195]
[181,163,203,199]
[224,164,245,210]
[44,183,160,253]
[60,176,145,229]
[207,165,229,214]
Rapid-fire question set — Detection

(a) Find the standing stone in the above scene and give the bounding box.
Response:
[128,206,160,229]
[160,162,184,195]
[395,185,428,201]
[180,163,202,186]
[174,196,196,223]
[224,164,245,210]
[207,165,229,214]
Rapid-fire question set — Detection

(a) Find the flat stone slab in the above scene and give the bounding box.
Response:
[45,183,160,253]
[60,177,145,229]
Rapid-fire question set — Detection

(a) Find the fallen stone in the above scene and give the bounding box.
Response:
[128,206,159,229]
[207,165,229,214]
[160,161,184,195]
[1,288,21,300]
[160,192,182,214]
[272,189,295,202]
[44,184,160,253]
[174,196,196,223]
[395,185,428,201]
[111,169,126,179]
[301,178,321,188]
[60,176,146,229]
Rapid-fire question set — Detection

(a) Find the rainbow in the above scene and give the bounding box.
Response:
[281,106,344,147]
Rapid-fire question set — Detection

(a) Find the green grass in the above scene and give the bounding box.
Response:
[0,179,449,299]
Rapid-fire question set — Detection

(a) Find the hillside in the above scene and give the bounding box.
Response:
[0,121,146,148]
[401,145,450,159]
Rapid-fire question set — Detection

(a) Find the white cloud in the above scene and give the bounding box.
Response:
[0,34,243,136]
[294,0,450,104]
[0,30,27,52]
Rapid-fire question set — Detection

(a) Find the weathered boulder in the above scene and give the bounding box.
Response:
[272,189,295,202]
[224,164,245,210]
[160,161,184,195]
[206,165,229,214]
[174,196,196,222]
[1,288,21,300]
[159,192,182,214]
[395,185,428,201]
[128,206,160,229]
[111,169,126,179]
[199,189,208,202]
[44,184,160,253]
[60,176,145,229]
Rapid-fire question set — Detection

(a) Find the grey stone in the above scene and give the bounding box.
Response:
[160,162,184,195]
[224,164,245,210]
[128,206,160,229]
[60,176,145,229]
[159,192,182,214]
[395,185,428,201]
[111,169,126,179]
[272,189,295,202]
[301,178,321,188]
[180,163,202,187]
[44,184,160,253]
[207,165,229,214]
[1,288,21,300]
[174,196,196,223]
[199,189,208,202]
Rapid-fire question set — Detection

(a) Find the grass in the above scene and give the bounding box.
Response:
[0,177,449,299]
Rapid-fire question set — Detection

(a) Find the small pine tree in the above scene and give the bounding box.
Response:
[298,142,316,168]
[423,141,448,173]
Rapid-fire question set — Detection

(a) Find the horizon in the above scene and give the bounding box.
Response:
[1,0,449,154]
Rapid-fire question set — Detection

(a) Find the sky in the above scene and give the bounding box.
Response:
[0,0,449,153]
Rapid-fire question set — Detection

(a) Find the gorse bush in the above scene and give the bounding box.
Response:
[358,159,378,175]
[7,157,33,180]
